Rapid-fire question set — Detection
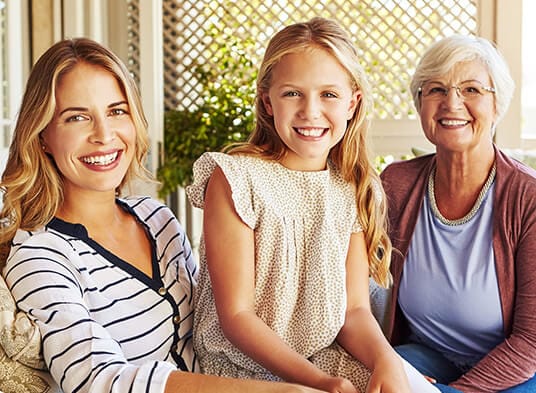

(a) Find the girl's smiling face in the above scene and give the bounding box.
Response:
[41,62,136,197]
[262,47,359,171]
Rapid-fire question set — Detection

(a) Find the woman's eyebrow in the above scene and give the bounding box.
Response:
[58,101,127,116]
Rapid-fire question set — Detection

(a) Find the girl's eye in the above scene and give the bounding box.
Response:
[283,91,300,97]
[323,92,338,98]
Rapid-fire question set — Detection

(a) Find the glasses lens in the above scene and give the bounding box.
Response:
[458,82,485,98]
[421,83,447,98]
[420,81,493,100]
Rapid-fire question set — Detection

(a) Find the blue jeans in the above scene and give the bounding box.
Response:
[396,343,536,393]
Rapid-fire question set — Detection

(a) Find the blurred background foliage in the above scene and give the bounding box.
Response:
[157,26,257,197]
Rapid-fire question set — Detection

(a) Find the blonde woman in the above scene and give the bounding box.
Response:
[0,37,323,393]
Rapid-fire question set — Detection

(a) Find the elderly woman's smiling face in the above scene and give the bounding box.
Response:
[418,60,497,154]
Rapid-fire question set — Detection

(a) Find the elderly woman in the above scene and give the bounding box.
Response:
[381,35,536,393]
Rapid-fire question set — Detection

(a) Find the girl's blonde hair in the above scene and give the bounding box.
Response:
[0,38,151,257]
[229,17,392,287]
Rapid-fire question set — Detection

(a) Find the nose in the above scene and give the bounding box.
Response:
[445,86,463,98]
[442,86,464,108]
[88,116,115,144]
[298,96,321,119]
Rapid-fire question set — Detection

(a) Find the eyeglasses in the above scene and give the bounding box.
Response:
[418,81,495,101]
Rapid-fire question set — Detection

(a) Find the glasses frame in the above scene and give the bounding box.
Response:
[418,81,496,101]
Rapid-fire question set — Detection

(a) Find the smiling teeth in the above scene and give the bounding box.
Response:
[82,152,118,166]
[440,119,468,126]
[296,128,325,137]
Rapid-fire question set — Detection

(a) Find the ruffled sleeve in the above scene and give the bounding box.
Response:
[186,152,256,229]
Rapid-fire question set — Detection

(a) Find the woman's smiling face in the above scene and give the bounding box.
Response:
[418,60,497,154]
[41,62,136,197]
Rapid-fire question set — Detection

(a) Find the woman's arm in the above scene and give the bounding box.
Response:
[203,167,356,393]
[335,232,411,393]
[165,371,327,393]
[5,237,181,393]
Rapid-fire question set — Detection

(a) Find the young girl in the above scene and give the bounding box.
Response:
[1,37,322,393]
[187,18,439,393]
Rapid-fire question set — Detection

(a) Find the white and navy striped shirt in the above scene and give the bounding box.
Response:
[4,197,198,393]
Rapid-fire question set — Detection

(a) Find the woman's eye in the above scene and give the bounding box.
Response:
[464,86,480,94]
[323,92,338,98]
[110,108,128,116]
[66,114,86,122]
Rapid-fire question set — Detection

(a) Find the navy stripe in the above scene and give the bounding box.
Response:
[128,333,174,362]
[89,287,150,313]
[146,362,158,393]
[103,296,167,328]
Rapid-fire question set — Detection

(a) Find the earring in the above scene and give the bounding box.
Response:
[41,145,46,151]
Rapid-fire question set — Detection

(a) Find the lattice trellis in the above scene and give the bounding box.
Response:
[125,0,141,86]
[164,0,477,119]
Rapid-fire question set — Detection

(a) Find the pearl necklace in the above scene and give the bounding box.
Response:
[428,162,496,226]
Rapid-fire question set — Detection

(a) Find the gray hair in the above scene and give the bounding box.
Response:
[410,35,515,124]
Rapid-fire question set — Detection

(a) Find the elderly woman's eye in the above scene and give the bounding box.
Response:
[428,86,447,95]
[464,86,481,94]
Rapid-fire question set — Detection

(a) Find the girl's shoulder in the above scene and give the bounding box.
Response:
[186,152,269,205]
[193,151,266,171]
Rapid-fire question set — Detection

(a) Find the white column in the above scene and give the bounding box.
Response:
[62,0,86,38]
[138,0,163,178]
[87,0,107,43]
[494,0,523,149]
[6,0,24,135]
[61,0,107,43]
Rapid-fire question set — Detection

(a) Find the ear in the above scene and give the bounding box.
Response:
[347,90,361,120]
[262,93,274,116]
[39,132,50,153]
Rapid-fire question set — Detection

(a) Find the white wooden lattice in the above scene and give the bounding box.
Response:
[126,0,141,85]
[163,0,477,118]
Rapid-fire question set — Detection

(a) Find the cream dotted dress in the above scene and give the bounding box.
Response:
[186,152,370,391]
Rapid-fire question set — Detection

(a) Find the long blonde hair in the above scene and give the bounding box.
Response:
[0,38,151,260]
[229,17,392,287]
